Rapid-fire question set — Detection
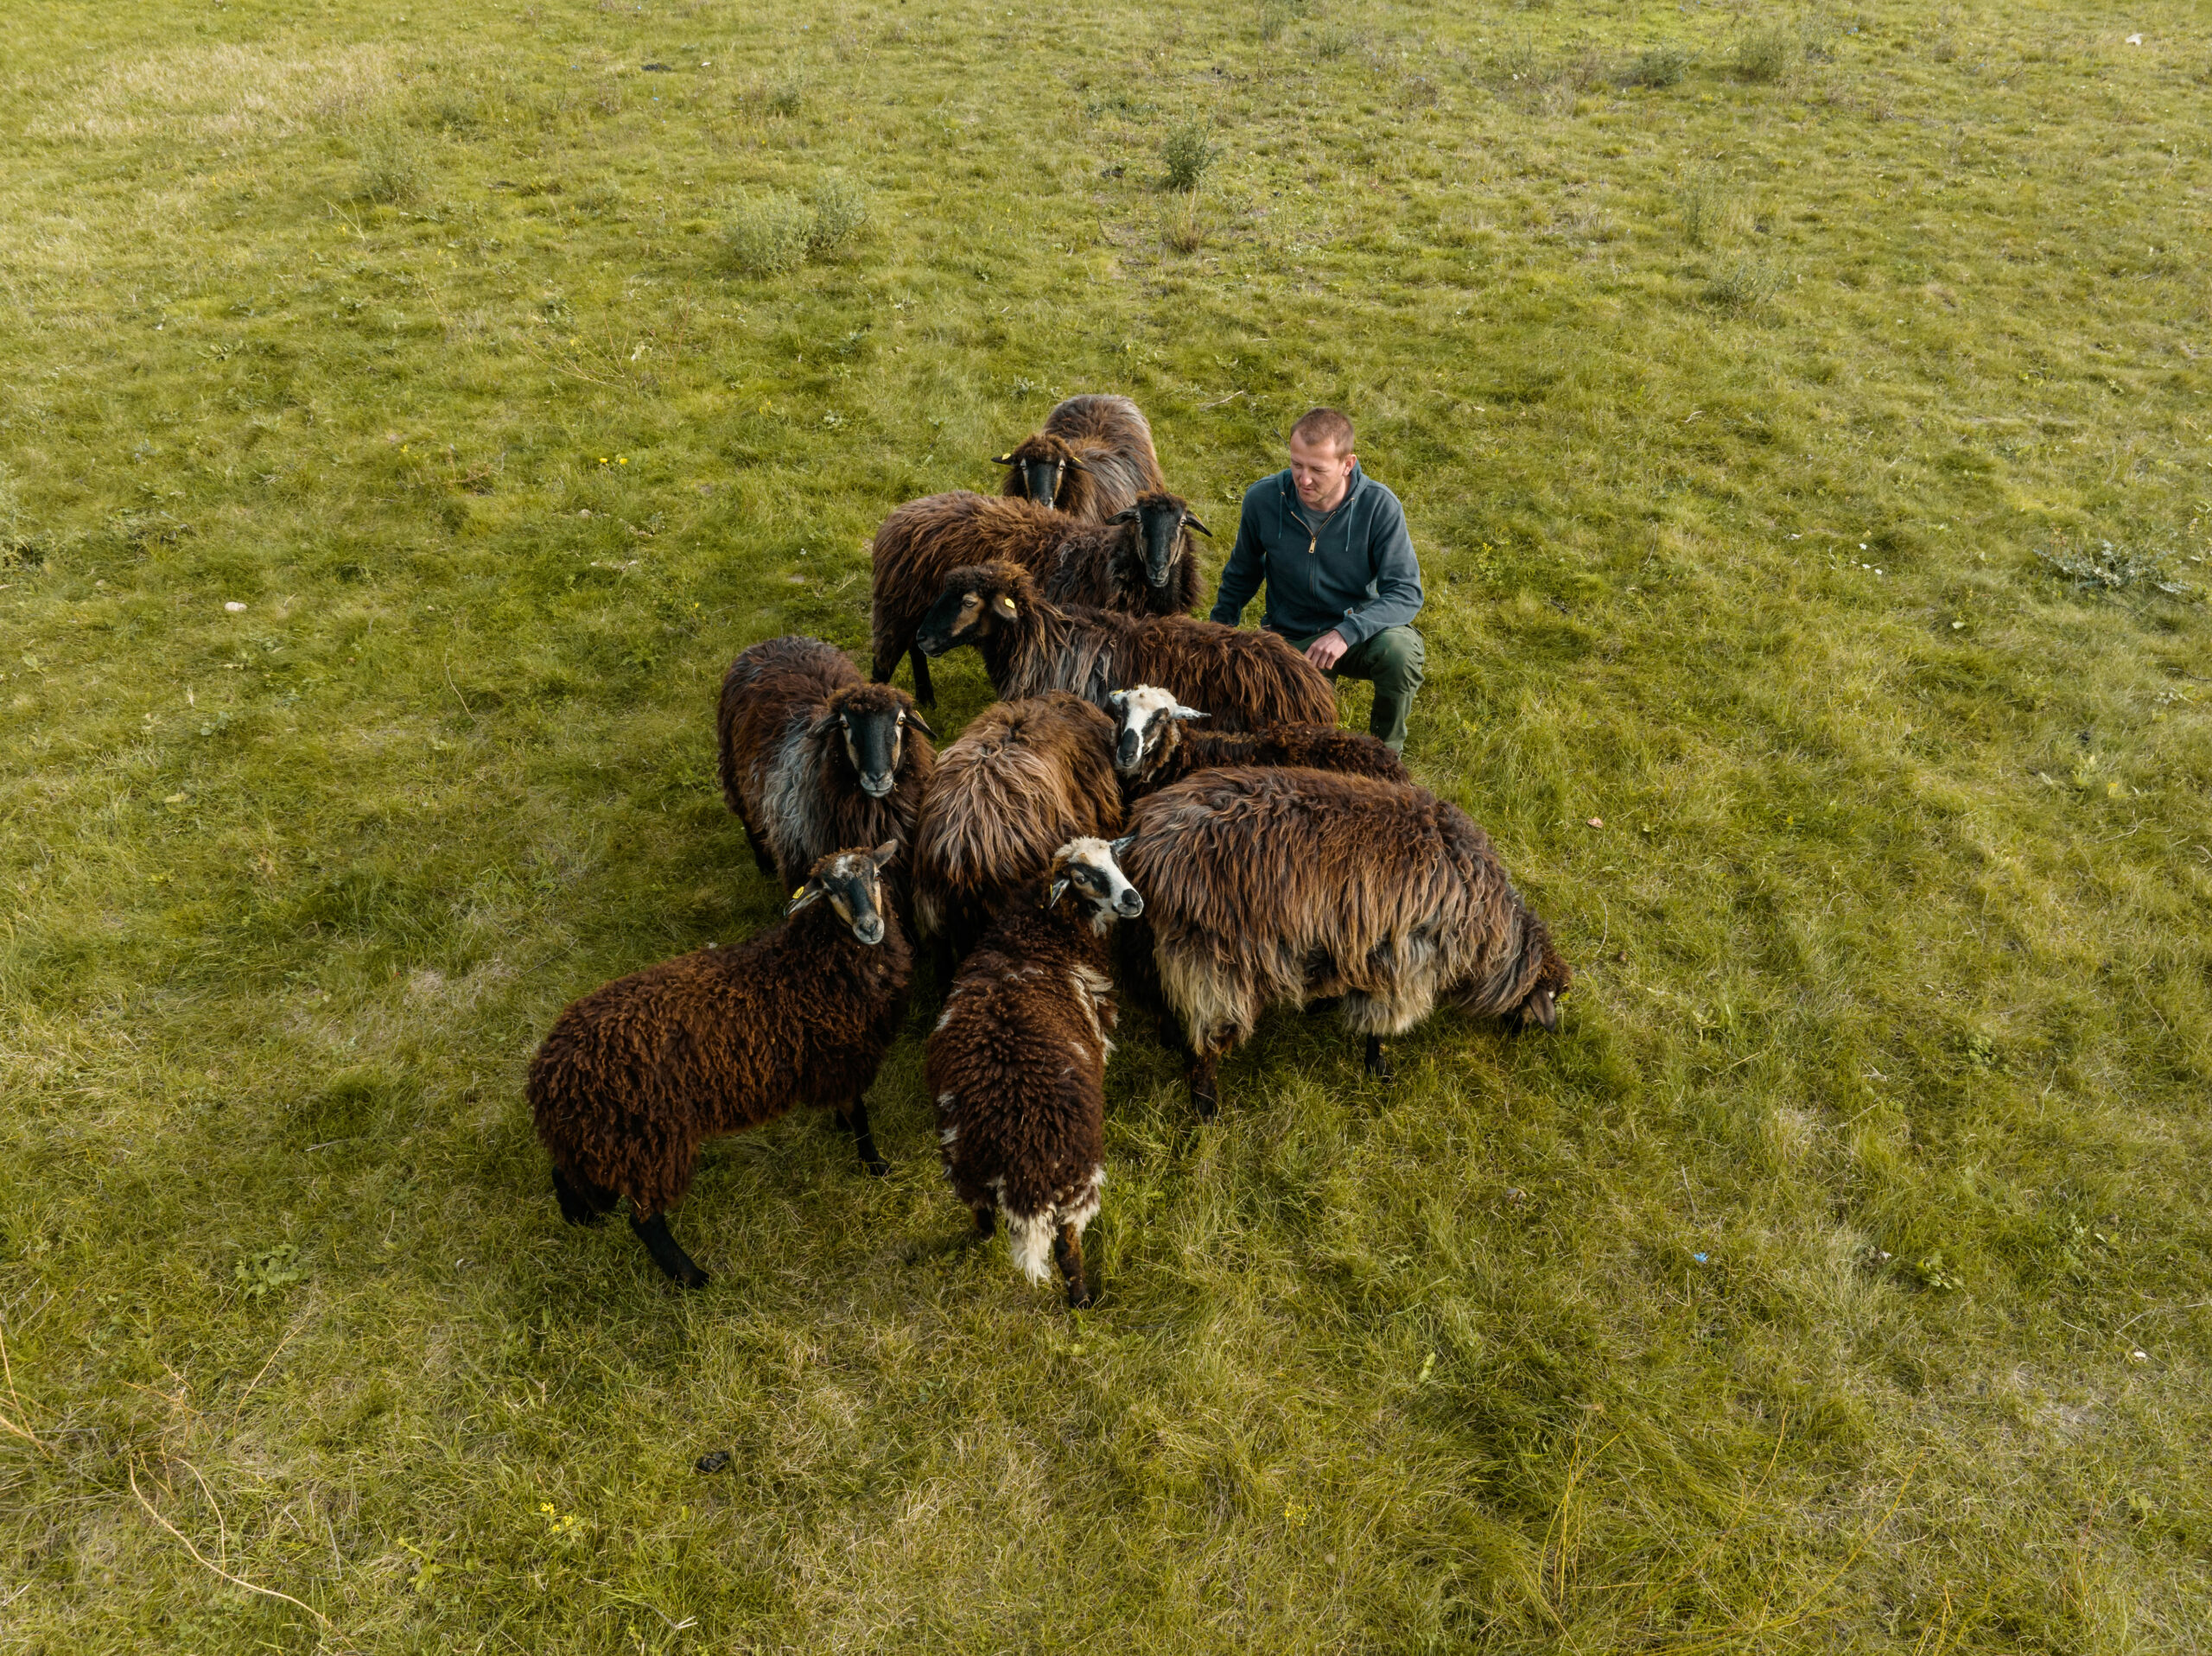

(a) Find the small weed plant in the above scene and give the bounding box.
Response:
[1160,121,1216,192]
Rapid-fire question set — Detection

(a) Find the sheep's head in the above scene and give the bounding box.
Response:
[1105,492,1211,593]
[1045,834,1143,931]
[786,842,900,946]
[1108,684,1207,777]
[994,433,1085,512]
[819,683,933,800]
[1516,939,1573,1034]
[1464,928,1573,1033]
[914,560,1037,658]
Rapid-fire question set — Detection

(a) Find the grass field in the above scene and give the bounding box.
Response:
[3,0,2210,1646]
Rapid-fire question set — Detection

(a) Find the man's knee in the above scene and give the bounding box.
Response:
[1363,626,1425,697]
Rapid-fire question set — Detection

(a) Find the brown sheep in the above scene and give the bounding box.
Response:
[1121,769,1572,1117]
[995,393,1164,521]
[529,845,911,1287]
[1048,492,1211,620]
[912,560,1338,733]
[717,636,935,913]
[926,836,1143,1309]
[868,492,1205,706]
[1107,684,1410,800]
[910,694,1123,958]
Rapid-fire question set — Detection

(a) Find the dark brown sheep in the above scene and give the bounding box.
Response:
[910,694,1124,957]
[912,560,1338,733]
[1046,492,1211,620]
[718,636,935,912]
[995,393,1164,521]
[868,492,1205,706]
[926,836,1143,1309]
[529,845,912,1287]
[1121,769,1572,1117]
[1107,684,1409,800]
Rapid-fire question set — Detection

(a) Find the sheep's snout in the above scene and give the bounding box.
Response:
[1115,729,1145,771]
[1519,987,1559,1033]
[858,771,895,799]
[1115,888,1144,919]
[850,912,887,946]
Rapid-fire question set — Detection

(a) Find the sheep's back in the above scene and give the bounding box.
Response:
[1116,618,1338,732]
[718,637,856,821]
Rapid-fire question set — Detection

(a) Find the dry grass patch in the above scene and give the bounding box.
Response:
[29,41,405,142]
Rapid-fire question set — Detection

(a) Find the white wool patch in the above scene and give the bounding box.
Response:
[939,1125,958,1145]
[933,1005,955,1032]
[1004,1210,1055,1285]
[761,708,832,880]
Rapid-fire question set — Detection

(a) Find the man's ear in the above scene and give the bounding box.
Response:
[994,593,1019,619]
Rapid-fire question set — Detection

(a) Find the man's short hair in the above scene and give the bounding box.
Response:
[1290,407,1355,454]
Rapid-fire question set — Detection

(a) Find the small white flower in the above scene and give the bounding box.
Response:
[224,600,247,612]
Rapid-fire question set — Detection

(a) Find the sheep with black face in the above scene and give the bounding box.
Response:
[995,393,1164,521]
[912,560,1336,733]
[719,636,934,913]
[530,844,912,1288]
[1047,492,1211,619]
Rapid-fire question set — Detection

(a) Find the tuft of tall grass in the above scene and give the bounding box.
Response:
[353,124,424,204]
[1160,193,1206,254]
[1628,42,1691,86]
[1676,168,1746,248]
[1160,122,1217,193]
[1733,21,1800,82]
[724,180,872,276]
[1702,256,1787,311]
[804,176,869,257]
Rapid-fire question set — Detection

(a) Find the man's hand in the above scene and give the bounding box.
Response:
[1304,630,1349,671]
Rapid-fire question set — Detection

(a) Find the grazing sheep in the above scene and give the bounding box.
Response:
[1121,769,1572,1117]
[718,636,935,910]
[927,836,1142,1308]
[869,492,1205,706]
[913,560,1337,733]
[911,694,1123,957]
[529,845,911,1288]
[995,393,1164,521]
[1107,684,1409,800]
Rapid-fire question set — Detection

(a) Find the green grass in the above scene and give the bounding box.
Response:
[3,0,2210,1647]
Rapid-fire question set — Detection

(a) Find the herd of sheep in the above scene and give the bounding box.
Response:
[527,395,1573,1307]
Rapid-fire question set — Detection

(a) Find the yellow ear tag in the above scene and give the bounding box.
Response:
[791,889,805,901]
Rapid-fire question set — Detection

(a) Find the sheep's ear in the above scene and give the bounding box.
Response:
[994,593,1019,619]
[1109,834,1136,860]
[1108,689,1128,711]
[1172,703,1209,721]
[868,841,899,872]
[1044,877,1070,910]
[1522,987,1560,1033]
[991,453,1017,465]
[1063,456,1089,473]
[902,708,936,739]
[1105,508,1138,525]
[785,885,824,917]
[1183,513,1215,538]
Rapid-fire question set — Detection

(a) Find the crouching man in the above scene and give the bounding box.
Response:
[1210,407,1426,754]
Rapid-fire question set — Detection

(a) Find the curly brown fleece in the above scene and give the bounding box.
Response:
[868,493,1196,698]
[911,695,1123,952]
[529,865,913,1221]
[1120,719,1408,802]
[995,393,1164,520]
[925,875,1117,1305]
[718,635,934,904]
[914,560,1338,733]
[1122,768,1571,1102]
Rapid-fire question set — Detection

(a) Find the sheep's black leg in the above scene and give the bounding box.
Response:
[1363,1035,1395,1082]
[970,1203,996,1240]
[551,1166,613,1228]
[742,829,776,878]
[630,1212,709,1289]
[844,1100,890,1177]
[1054,1223,1091,1310]
[1188,1044,1220,1120]
[907,646,936,708]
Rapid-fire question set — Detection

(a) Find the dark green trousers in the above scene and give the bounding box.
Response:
[1282,625,1426,754]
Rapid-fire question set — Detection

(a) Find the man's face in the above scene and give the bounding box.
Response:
[1288,433,1356,512]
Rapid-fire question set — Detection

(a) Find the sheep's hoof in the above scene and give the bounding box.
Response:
[862,1154,891,1178]
[1065,1283,1094,1310]
[1191,1088,1218,1121]
[1363,1036,1395,1082]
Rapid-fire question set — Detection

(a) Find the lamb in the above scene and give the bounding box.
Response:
[868,492,1206,706]
[718,636,935,910]
[912,560,1338,733]
[529,845,912,1288]
[910,693,1124,957]
[1120,769,1572,1117]
[925,836,1143,1308]
[995,393,1164,521]
[1107,685,1410,800]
